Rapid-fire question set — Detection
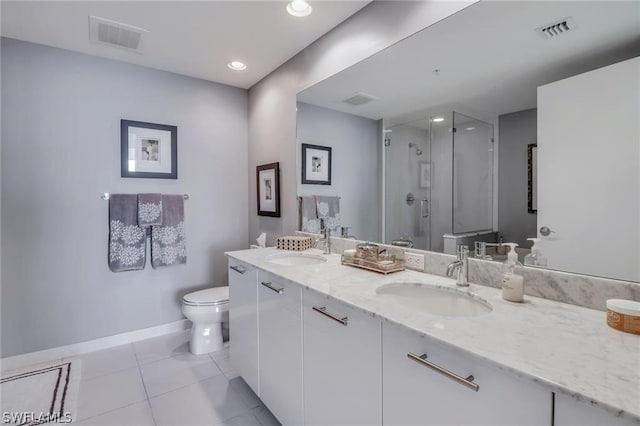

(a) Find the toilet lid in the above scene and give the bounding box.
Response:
[183,287,229,306]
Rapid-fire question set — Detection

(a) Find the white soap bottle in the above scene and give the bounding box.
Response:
[524,238,548,267]
[501,243,524,303]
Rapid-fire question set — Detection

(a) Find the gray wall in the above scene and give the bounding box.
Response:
[498,108,537,248]
[248,1,475,246]
[296,103,380,241]
[1,38,248,357]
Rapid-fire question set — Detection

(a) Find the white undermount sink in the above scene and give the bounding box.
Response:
[265,252,327,266]
[376,283,492,317]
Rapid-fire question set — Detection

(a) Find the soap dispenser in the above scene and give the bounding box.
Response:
[501,243,524,303]
[524,238,548,267]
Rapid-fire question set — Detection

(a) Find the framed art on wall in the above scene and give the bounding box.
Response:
[301,143,332,185]
[257,162,281,217]
[121,119,177,179]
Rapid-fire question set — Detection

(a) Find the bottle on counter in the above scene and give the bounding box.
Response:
[524,238,548,267]
[501,243,525,303]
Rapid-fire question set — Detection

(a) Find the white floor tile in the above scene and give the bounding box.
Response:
[75,401,155,426]
[149,375,249,426]
[214,411,261,426]
[228,377,262,409]
[75,367,147,422]
[140,353,222,397]
[71,344,138,381]
[213,356,239,379]
[133,331,190,365]
[209,346,229,362]
[251,405,281,426]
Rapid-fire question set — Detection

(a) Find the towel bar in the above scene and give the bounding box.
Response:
[101,193,189,200]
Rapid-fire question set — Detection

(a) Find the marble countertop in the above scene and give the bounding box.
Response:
[226,248,640,422]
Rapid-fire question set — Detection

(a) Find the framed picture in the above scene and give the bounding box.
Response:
[301,143,332,185]
[528,143,537,214]
[257,162,281,217]
[121,119,177,179]
[419,162,431,188]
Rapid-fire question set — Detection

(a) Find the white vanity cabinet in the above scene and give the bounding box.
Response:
[554,393,639,426]
[258,271,304,426]
[382,321,551,426]
[302,289,382,426]
[228,259,259,394]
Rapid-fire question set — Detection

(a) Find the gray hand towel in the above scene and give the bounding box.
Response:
[300,195,321,233]
[151,194,186,268]
[138,193,163,227]
[316,195,341,232]
[109,194,146,272]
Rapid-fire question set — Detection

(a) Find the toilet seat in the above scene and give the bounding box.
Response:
[183,287,229,307]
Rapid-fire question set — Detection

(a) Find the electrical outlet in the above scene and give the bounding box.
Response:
[405,252,425,271]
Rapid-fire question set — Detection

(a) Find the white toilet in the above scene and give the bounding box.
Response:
[182,286,229,355]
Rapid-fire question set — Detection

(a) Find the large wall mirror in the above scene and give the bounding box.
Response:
[296,1,640,283]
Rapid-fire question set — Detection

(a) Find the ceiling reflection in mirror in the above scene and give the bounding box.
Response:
[296,1,640,282]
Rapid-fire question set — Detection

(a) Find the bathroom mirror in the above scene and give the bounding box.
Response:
[296,0,640,283]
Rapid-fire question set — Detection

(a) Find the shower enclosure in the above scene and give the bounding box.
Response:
[384,112,494,252]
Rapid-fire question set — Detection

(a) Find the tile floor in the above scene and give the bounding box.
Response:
[47,331,279,425]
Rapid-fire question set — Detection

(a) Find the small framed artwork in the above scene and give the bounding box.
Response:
[121,119,177,179]
[528,143,538,214]
[257,162,281,217]
[419,162,431,188]
[301,143,332,185]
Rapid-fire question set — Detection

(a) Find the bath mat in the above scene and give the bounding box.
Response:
[0,359,80,425]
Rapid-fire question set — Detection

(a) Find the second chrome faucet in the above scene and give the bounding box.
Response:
[446,245,469,287]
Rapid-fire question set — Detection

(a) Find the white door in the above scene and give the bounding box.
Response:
[228,259,259,395]
[537,58,640,282]
[258,271,303,426]
[303,289,382,426]
[382,321,551,426]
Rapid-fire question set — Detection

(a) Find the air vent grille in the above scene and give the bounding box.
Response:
[342,92,377,106]
[536,17,576,39]
[89,16,148,52]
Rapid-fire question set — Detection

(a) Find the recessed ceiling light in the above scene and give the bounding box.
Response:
[466,127,475,131]
[432,117,445,122]
[287,0,312,17]
[227,61,247,71]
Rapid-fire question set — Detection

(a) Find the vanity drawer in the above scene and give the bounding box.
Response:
[382,321,551,426]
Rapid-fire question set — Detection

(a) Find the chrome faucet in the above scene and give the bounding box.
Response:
[446,245,469,287]
[315,219,332,255]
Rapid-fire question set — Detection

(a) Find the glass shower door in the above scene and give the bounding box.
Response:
[452,112,494,234]
[384,119,430,250]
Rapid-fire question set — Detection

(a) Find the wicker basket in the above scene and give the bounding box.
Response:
[276,236,313,251]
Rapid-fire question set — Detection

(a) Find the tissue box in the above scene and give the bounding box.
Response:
[277,236,313,251]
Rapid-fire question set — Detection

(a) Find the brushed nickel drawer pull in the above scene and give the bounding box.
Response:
[407,352,479,392]
[312,306,348,326]
[261,281,284,294]
[229,265,247,274]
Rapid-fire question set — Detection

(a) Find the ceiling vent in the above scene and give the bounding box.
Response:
[535,17,576,39]
[89,16,149,52]
[342,92,377,106]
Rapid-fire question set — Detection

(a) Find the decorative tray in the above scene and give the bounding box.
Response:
[341,255,405,275]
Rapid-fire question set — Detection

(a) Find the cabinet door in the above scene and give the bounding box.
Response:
[383,321,551,426]
[554,393,638,426]
[228,259,259,395]
[258,271,303,426]
[303,289,382,426]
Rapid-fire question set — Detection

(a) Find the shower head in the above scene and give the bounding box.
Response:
[408,142,423,156]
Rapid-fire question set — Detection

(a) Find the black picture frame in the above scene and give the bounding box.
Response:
[528,143,537,214]
[301,143,332,185]
[257,162,281,217]
[121,119,178,179]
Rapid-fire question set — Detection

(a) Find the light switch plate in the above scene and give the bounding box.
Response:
[405,252,425,271]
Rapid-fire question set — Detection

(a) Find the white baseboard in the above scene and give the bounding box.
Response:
[1,319,191,372]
